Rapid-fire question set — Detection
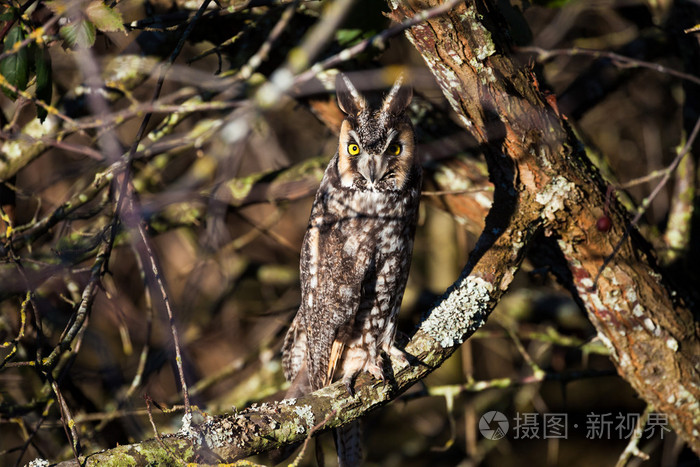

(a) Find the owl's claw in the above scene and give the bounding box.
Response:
[342,360,388,396]
[388,345,409,368]
[343,373,358,397]
[366,361,384,381]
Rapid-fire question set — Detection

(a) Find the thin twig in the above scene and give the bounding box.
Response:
[0,292,29,369]
[411,368,617,401]
[49,378,82,461]
[235,0,299,81]
[0,73,81,129]
[289,409,338,467]
[294,0,466,84]
[0,130,104,160]
[421,187,493,196]
[244,0,358,106]
[143,395,173,457]
[109,0,215,417]
[67,94,236,132]
[11,398,54,467]
[127,0,302,32]
[41,235,112,370]
[518,45,700,87]
[615,405,652,467]
[505,325,545,379]
[94,267,155,432]
[595,114,700,284]
[617,169,666,189]
[130,185,192,411]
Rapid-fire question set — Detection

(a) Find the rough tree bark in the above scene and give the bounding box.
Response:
[57,0,700,464]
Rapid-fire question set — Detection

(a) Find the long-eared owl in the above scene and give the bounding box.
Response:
[282,73,421,466]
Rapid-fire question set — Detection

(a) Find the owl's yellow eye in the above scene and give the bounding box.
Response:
[388,143,402,156]
[347,143,360,155]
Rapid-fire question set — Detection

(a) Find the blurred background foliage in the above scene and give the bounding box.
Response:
[0,0,698,466]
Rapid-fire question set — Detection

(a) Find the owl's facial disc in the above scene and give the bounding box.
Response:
[345,128,395,189]
[338,116,414,191]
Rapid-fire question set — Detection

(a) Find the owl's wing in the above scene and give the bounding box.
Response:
[282,313,312,399]
[302,230,368,391]
[304,287,359,391]
[282,313,306,382]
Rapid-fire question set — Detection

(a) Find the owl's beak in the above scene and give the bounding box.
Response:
[367,160,377,182]
[358,155,387,185]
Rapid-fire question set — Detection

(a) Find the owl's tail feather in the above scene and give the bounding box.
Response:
[334,421,363,467]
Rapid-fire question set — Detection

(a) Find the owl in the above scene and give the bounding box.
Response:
[281,73,421,467]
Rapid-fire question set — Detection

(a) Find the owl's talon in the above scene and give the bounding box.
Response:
[366,362,384,382]
[388,345,410,368]
[343,373,358,397]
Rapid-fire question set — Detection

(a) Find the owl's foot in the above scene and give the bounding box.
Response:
[388,345,410,368]
[341,357,386,396]
[366,360,385,381]
[343,373,358,396]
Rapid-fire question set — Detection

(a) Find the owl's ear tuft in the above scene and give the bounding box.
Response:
[382,73,412,116]
[336,73,366,116]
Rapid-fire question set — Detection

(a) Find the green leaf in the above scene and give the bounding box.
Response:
[85,1,125,33]
[60,19,96,48]
[0,25,29,99]
[335,28,374,47]
[34,45,52,122]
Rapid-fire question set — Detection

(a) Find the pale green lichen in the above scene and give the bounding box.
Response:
[1,116,56,179]
[420,276,493,348]
[227,172,266,201]
[201,415,235,448]
[141,441,185,466]
[103,55,159,90]
[468,57,484,73]
[447,49,463,65]
[535,176,575,222]
[100,454,138,467]
[461,6,496,61]
[475,43,496,61]
[178,412,197,441]
[665,337,679,352]
[293,404,315,433]
[433,163,471,192]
